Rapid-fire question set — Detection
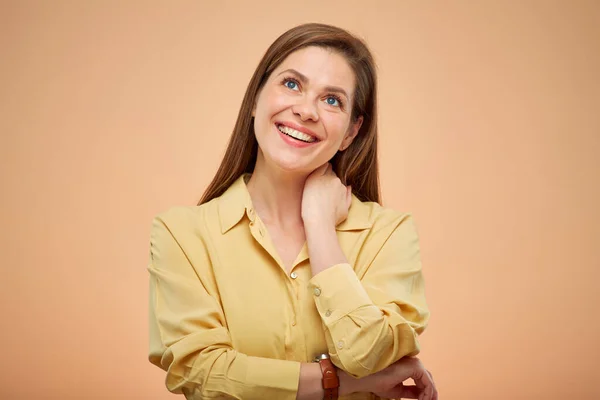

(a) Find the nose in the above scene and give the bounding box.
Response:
[292,97,319,122]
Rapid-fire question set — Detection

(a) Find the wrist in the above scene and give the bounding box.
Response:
[302,213,336,230]
[338,369,364,396]
[305,229,347,276]
[304,219,336,239]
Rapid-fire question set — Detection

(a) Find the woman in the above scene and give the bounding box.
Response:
[148,23,438,400]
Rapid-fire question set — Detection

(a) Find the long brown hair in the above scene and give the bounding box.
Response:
[198,23,380,205]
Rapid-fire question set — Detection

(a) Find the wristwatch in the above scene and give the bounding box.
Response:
[313,353,339,400]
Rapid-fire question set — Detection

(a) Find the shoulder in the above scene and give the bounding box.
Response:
[150,200,220,242]
[152,205,196,232]
[350,195,416,234]
[148,201,223,266]
[348,199,421,275]
[350,198,420,258]
[152,204,203,226]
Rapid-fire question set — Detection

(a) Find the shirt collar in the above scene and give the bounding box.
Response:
[218,173,254,234]
[218,173,373,234]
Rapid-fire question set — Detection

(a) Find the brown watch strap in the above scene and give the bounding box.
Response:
[318,357,339,400]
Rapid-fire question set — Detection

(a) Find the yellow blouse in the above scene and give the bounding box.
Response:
[148,173,429,400]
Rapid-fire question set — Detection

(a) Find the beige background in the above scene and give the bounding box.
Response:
[1,1,599,399]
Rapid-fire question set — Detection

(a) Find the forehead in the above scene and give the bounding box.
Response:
[274,46,355,92]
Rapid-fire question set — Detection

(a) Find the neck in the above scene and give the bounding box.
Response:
[246,153,308,229]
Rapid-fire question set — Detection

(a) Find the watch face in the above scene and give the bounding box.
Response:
[314,353,330,362]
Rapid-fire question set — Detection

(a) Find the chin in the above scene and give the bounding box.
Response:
[266,152,316,174]
[274,158,311,173]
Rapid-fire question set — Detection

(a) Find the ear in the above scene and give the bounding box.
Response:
[339,115,363,151]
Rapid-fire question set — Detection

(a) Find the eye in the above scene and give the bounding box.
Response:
[325,95,343,108]
[282,77,300,91]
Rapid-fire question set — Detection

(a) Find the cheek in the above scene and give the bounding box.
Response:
[254,93,287,139]
[257,89,291,117]
[269,94,293,118]
[322,114,350,142]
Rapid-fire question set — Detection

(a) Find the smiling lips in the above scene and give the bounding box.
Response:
[276,124,318,143]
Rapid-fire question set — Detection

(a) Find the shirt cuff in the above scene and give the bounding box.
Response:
[308,263,373,324]
[245,355,300,400]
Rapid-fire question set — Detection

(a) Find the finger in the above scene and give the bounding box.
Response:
[426,370,438,400]
[426,370,437,400]
[407,363,427,400]
[414,369,425,390]
[415,368,434,400]
[389,384,421,399]
[400,385,422,399]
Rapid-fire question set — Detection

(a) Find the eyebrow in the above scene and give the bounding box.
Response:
[276,68,350,100]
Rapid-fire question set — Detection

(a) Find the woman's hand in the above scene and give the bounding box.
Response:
[360,357,438,400]
[301,162,351,227]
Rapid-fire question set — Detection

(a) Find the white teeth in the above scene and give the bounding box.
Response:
[277,124,317,143]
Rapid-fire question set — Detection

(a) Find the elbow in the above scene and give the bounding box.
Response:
[332,327,394,379]
[148,347,193,394]
[164,370,198,397]
[334,323,422,379]
[162,348,225,397]
[150,344,228,397]
[152,347,195,395]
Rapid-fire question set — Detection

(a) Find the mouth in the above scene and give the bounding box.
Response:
[275,123,320,144]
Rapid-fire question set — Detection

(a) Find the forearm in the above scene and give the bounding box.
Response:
[303,215,428,378]
[297,362,363,400]
[151,338,301,399]
[304,222,347,276]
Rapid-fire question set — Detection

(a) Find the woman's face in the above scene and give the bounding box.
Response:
[252,46,363,175]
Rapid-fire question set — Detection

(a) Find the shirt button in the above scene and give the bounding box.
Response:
[313,287,321,296]
[337,340,344,349]
[290,272,298,279]
[291,320,296,326]
[325,310,332,317]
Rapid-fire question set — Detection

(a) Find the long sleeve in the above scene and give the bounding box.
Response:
[308,213,430,379]
[148,212,301,399]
